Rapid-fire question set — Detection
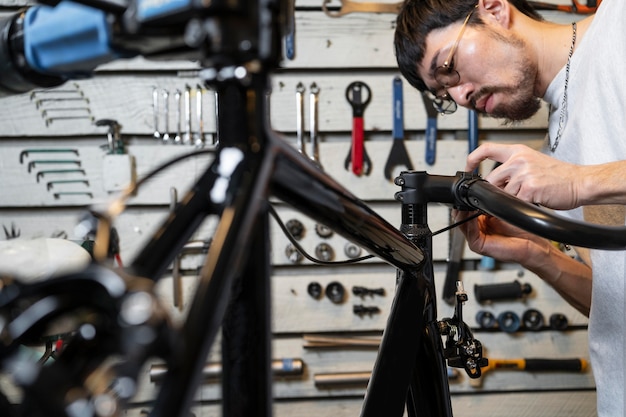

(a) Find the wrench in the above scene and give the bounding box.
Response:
[196,84,205,147]
[162,89,170,143]
[383,77,413,180]
[421,92,439,165]
[344,81,372,176]
[174,89,182,144]
[295,82,307,156]
[152,86,160,139]
[184,84,192,145]
[309,82,322,168]
[322,0,402,17]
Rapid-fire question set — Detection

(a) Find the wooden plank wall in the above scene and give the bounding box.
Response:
[0,1,597,416]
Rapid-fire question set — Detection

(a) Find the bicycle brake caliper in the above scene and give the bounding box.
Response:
[438,282,488,378]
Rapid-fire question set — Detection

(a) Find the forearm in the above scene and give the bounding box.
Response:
[579,161,626,206]
[522,240,592,316]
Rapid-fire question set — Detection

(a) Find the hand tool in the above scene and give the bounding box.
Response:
[352,286,385,297]
[27,160,81,173]
[420,92,439,165]
[40,107,91,118]
[45,115,94,126]
[3,223,20,239]
[549,313,569,330]
[314,368,459,387]
[295,82,307,156]
[383,77,413,180]
[303,334,381,348]
[162,89,170,143]
[344,81,372,176]
[53,192,93,199]
[284,0,296,59]
[307,282,323,299]
[152,86,160,139]
[471,357,588,387]
[522,308,544,331]
[174,89,182,144]
[36,169,86,182]
[35,96,90,109]
[322,0,402,17]
[195,84,205,147]
[497,311,521,333]
[46,179,90,191]
[309,82,322,168]
[353,304,381,316]
[442,110,479,304]
[474,280,532,303]
[19,148,79,164]
[150,358,304,383]
[529,0,601,14]
[184,84,192,144]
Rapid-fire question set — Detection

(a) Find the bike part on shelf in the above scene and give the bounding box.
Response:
[326,281,346,304]
[522,308,545,331]
[550,313,570,330]
[474,280,532,303]
[307,282,323,299]
[497,311,522,333]
[475,310,497,329]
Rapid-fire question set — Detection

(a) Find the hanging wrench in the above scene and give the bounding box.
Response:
[421,92,439,165]
[184,84,192,145]
[195,84,205,147]
[295,82,307,156]
[162,89,170,143]
[174,89,182,144]
[152,86,160,139]
[322,0,402,17]
[309,82,322,169]
[383,77,413,180]
[344,81,372,176]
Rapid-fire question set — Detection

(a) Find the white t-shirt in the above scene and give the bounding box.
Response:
[543,0,626,415]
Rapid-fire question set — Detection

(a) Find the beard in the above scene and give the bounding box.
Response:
[470,30,541,122]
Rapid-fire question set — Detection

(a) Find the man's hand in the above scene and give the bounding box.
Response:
[466,143,583,210]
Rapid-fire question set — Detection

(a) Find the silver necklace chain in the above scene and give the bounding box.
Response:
[550,22,577,153]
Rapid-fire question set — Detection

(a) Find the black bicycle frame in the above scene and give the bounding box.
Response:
[126,61,451,416]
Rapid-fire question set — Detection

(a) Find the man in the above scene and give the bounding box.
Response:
[395,0,625,415]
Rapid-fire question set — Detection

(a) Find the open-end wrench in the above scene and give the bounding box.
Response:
[309,82,322,169]
[174,89,182,144]
[322,0,402,17]
[184,84,192,145]
[344,81,372,176]
[152,86,160,139]
[421,92,439,165]
[384,77,413,180]
[295,82,307,156]
[162,89,170,143]
[195,84,205,147]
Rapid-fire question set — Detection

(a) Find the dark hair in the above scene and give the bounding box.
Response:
[394,0,543,92]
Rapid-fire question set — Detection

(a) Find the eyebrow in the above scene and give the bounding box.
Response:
[428,50,441,80]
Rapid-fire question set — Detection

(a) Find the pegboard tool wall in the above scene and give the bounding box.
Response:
[0,1,596,416]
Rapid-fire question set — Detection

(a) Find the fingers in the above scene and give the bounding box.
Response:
[465,143,514,172]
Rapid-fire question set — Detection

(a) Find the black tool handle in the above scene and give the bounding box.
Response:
[474,280,532,303]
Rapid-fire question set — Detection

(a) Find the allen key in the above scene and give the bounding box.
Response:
[19,149,79,164]
[46,179,90,191]
[45,115,95,127]
[28,160,82,173]
[53,191,93,199]
[36,169,86,183]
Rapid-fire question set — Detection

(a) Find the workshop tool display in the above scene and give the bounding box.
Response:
[421,91,439,166]
[383,77,413,180]
[322,0,402,17]
[344,81,372,176]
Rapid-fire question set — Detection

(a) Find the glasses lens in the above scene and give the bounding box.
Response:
[434,66,461,88]
[432,97,458,115]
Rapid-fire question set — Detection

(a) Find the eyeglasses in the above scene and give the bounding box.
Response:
[431,6,477,114]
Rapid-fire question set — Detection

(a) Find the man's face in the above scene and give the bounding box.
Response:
[419,21,541,122]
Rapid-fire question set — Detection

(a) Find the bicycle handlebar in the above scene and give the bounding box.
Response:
[459,174,626,250]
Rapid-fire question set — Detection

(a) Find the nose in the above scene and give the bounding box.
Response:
[447,81,475,109]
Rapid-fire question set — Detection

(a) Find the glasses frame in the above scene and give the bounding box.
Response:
[431,5,477,114]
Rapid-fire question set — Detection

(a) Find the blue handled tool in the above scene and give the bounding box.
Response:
[384,77,413,180]
[421,92,439,165]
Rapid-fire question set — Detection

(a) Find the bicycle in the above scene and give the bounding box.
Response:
[2,0,626,416]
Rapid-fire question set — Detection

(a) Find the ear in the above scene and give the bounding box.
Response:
[478,0,512,28]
